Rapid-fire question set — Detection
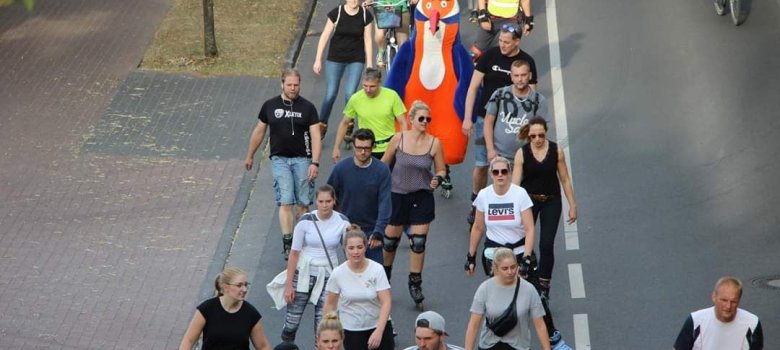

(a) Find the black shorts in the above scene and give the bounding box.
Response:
[389,190,435,226]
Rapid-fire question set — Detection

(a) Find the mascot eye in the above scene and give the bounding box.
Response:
[425,2,432,9]
[440,1,447,7]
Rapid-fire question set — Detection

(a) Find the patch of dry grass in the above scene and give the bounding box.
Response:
[140,0,304,77]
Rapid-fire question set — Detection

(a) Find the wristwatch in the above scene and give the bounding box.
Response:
[311,162,320,167]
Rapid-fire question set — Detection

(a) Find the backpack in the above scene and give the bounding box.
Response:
[334,5,368,28]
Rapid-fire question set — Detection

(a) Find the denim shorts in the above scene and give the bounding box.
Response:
[271,156,314,206]
[473,117,488,167]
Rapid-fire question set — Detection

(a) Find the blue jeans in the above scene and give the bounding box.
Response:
[271,156,314,206]
[320,60,365,124]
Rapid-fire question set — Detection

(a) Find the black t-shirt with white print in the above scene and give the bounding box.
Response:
[258,95,319,158]
[475,46,538,118]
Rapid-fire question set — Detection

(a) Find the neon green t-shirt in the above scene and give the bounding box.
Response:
[343,87,407,153]
[378,0,408,12]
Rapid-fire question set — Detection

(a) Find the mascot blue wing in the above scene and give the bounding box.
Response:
[385,40,415,101]
[452,39,474,122]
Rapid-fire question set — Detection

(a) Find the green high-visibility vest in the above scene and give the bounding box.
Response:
[487,0,521,18]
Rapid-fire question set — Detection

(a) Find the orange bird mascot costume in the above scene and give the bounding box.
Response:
[386,0,474,165]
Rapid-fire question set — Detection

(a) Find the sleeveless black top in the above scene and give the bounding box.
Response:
[520,141,561,196]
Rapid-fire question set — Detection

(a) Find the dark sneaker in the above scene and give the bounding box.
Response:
[408,274,424,305]
[282,234,293,260]
[469,10,478,23]
[714,0,726,15]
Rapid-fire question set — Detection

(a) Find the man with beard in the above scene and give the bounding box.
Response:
[461,24,537,226]
[404,311,464,350]
[245,68,322,260]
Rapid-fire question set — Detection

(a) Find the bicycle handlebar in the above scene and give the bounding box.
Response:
[364,0,409,8]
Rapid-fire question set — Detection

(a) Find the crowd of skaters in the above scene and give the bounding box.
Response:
[178,0,764,349]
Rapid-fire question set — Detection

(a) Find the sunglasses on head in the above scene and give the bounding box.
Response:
[491,168,509,176]
[417,116,432,123]
[501,24,520,38]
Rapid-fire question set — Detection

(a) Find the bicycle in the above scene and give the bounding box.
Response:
[366,0,407,73]
[714,0,746,26]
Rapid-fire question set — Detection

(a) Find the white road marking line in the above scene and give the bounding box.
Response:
[546,0,591,346]
[574,314,592,350]
[546,0,579,252]
[568,263,586,298]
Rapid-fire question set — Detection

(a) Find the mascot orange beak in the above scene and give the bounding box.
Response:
[429,10,440,35]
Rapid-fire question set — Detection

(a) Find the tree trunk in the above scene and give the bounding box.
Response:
[202,0,218,57]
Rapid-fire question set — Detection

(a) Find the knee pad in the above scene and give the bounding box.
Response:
[409,234,427,254]
[383,234,401,252]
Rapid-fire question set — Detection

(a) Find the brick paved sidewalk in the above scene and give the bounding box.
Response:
[0,1,276,348]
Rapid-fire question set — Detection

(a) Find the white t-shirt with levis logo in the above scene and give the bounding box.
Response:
[473,184,533,254]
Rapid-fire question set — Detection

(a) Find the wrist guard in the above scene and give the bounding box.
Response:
[465,252,477,271]
[477,9,489,23]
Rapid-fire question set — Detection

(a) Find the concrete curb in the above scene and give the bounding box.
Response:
[197,0,318,299]
[284,0,319,69]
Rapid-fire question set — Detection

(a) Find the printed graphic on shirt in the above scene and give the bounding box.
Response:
[487,203,514,220]
[491,65,511,75]
[274,109,303,119]
[491,90,537,135]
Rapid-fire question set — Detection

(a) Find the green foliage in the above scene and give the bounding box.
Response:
[0,0,35,11]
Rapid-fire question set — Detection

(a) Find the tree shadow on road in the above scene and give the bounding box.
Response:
[531,32,585,70]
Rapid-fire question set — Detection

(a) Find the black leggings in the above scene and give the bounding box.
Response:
[532,196,562,280]
[343,324,394,350]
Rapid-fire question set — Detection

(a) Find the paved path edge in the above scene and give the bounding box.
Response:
[195,0,318,301]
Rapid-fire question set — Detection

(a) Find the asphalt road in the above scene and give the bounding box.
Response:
[241,0,780,348]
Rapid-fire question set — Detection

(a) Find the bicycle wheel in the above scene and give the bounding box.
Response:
[729,0,746,25]
[714,0,726,16]
[386,45,397,72]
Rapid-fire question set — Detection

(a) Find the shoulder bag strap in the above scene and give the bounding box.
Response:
[311,216,336,270]
[510,277,521,305]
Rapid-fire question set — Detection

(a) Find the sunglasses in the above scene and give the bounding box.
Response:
[529,133,546,140]
[417,116,432,123]
[501,23,520,38]
[491,168,509,176]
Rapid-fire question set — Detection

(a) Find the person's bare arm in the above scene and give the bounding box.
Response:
[178,310,206,350]
[245,121,267,170]
[557,147,577,224]
[533,316,551,350]
[430,139,447,189]
[364,22,374,68]
[483,113,497,161]
[323,291,340,315]
[521,207,535,257]
[314,20,335,75]
[308,122,322,179]
[464,313,484,350]
[332,117,353,162]
[467,210,485,276]
[462,70,485,136]
[250,321,272,350]
[381,133,401,165]
[512,148,524,185]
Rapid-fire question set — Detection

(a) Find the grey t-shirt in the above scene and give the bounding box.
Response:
[469,278,545,350]
[485,87,549,159]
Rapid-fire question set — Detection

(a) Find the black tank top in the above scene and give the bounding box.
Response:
[520,141,561,196]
